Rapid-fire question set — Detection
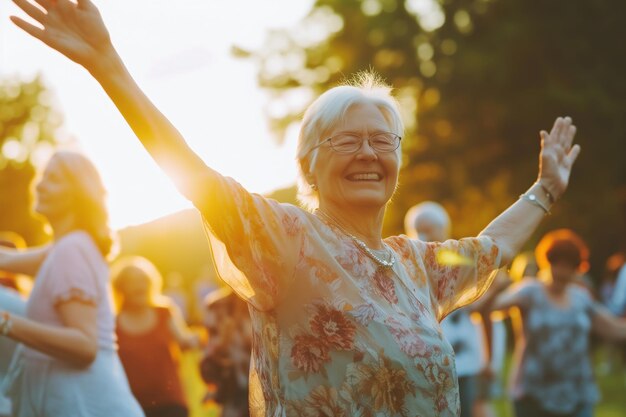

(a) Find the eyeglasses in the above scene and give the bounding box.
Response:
[310,132,402,154]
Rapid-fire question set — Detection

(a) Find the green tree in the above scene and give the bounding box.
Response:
[0,76,64,245]
[246,0,625,277]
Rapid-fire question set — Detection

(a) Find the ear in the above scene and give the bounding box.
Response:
[300,157,316,188]
[305,172,315,185]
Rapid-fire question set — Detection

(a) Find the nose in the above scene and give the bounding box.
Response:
[35,181,46,196]
[355,137,378,160]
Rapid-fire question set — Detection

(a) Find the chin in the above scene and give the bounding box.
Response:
[345,192,391,208]
[33,203,45,217]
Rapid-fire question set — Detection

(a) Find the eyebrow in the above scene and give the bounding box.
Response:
[332,129,390,136]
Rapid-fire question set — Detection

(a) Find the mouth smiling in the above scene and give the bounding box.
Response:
[346,172,382,181]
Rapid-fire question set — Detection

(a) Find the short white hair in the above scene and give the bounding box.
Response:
[404,201,451,239]
[296,71,404,211]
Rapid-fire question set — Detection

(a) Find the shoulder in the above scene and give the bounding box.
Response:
[385,235,418,260]
[155,304,174,320]
[509,278,542,297]
[55,230,98,254]
[569,284,594,302]
[47,230,106,272]
[518,278,542,291]
[385,234,413,247]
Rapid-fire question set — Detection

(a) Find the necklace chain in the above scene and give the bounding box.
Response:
[315,209,395,269]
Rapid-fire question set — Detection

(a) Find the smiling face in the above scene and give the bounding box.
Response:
[311,102,400,213]
[34,155,74,221]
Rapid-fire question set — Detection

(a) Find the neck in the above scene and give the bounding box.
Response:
[317,203,385,249]
[546,280,568,295]
[122,304,151,315]
[49,214,78,241]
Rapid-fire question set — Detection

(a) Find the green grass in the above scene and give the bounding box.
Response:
[180,346,626,417]
[491,343,626,417]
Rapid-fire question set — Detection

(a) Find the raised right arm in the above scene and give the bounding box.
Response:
[11,0,214,197]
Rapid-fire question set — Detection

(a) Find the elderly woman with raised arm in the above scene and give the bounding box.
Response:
[9,1,581,416]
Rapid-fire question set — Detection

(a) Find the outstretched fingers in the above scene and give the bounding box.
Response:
[9,15,46,42]
[564,124,577,151]
[12,0,47,24]
[559,117,573,147]
[549,117,563,143]
[32,0,53,11]
[76,0,94,9]
[565,144,581,168]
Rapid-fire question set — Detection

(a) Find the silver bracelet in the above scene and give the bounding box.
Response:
[0,311,12,336]
[537,181,555,204]
[520,193,551,215]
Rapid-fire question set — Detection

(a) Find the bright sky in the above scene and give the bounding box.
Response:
[0,0,313,230]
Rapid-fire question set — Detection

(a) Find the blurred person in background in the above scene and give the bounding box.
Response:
[606,253,626,317]
[405,202,509,417]
[112,256,203,417]
[0,232,27,292]
[0,151,143,417]
[0,232,27,417]
[492,229,626,417]
[596,252,626,376]
[200,286,252,417]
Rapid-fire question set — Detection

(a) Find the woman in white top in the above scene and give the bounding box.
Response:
[0,151,143,417]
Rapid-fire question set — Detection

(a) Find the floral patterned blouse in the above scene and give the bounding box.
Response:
[189,173,501,417]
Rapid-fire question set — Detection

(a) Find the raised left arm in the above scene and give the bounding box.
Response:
[479,117,581,265]
[167,301,203,349]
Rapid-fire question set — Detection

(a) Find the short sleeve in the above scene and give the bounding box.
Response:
[572,286,604,318]
[45,233,100,307]
[415,236,501,320]
[189,173,306,311]
[608,265,626,316]
[498,278,540,311]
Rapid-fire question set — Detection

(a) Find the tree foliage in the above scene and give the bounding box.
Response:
[246,0,625,277]
[0,76,63,244]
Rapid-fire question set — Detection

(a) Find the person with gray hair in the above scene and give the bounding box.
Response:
[405,202,506,417]
[404,201,451,243]
[9,2,581,415]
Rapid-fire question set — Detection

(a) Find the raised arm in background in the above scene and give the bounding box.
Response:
[0,245,50,276]
[11,0,216,199]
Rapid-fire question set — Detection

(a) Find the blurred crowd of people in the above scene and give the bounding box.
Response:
[405,202,626,417]
[1,165,625,417]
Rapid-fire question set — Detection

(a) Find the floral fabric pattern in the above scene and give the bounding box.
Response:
[191,174,501,417]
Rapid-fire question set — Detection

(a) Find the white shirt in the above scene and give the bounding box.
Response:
[441,308,484,377]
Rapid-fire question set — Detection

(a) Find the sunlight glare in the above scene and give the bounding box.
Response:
[1,0,313,230]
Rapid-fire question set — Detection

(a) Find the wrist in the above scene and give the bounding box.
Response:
[0,311,13,337]
[537,178,559,204]
[520,182,554,215]
[88,46,125,83]
[536,178,560,202]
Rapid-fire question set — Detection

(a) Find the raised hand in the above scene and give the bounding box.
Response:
[538,116,581,200]
[11,0,113,71]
